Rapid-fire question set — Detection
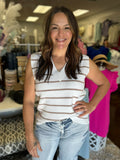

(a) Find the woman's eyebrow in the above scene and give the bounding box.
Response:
[50,24,70,26]
[50,24,58,26]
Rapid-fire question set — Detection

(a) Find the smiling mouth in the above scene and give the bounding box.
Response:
[56,38,66,42]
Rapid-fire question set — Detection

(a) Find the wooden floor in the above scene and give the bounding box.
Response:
[108,84,120,148]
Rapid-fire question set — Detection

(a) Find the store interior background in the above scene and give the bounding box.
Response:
[5,0,120,50]
[0,0,120,159]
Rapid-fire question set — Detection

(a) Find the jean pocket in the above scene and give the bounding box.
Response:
[46,121,58,129]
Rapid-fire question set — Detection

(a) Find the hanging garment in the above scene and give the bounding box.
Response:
[101,19,112,38]
[109,49,120,84]
[94,22,102,43]
[86,24,94,39]
[108,24,120,44]
[87,46,109,59]
[85,69,118,137]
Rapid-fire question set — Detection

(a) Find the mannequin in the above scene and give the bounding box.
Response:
[96,62,106,71]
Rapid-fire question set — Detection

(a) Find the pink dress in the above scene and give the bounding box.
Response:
[85,69,118,137]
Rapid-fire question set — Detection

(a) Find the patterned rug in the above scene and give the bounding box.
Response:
[0,115,26,157]
[89,138,120,160]
[0,150,31,160]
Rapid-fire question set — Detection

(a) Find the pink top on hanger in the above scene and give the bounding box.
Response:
[85,69,118,137]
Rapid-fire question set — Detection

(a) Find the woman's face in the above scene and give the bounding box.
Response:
[49,12,72,50]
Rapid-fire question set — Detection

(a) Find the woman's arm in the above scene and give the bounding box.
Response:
[23,57,42,157]
[86,58,110,108]
[23,58,35,139]
[74,58,110,116]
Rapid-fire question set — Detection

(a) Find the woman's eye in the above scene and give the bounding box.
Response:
[51,27,58,30]
[65,27,71,30]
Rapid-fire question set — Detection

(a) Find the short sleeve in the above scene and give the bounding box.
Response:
[80,55,89,76]
[30,52,41,80]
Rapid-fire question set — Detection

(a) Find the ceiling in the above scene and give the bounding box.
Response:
[5,0,120,25]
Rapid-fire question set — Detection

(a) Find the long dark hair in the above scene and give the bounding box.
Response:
[36,6,82,81]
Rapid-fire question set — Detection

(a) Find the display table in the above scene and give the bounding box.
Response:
[0,97,26,157]
[0,97,22,119]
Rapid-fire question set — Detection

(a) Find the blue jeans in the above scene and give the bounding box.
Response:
[32,119,89,160]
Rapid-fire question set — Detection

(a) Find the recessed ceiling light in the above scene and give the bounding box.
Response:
[26,16,39,22]
[73,9,89,17]
[33,5,52,14]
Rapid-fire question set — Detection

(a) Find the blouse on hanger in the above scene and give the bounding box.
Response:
[85,69,118,137]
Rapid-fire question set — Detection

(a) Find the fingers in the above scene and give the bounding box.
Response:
[78,111,88,117]
[26,140,42,158]
[73,107,86,113]
[73,101,87,113]
[29,145,39,158]
[37,142,43,152]
[73,101,96,117]
[74,101,84,105]
[73,101,89,117]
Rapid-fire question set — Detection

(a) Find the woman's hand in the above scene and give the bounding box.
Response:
[73,101,96,117]
[26,135,42,158]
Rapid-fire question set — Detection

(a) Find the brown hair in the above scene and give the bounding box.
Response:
[36,6,82,81]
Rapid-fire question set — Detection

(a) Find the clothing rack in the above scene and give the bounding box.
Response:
[15,43,40,54]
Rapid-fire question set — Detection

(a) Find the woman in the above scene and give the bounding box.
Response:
[23,6,110,160]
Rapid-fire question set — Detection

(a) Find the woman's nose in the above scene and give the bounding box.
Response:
[58,28,64,36]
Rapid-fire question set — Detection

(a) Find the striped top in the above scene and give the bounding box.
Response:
[31,53,90,125]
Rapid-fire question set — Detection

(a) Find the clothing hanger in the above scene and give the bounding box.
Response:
[92,41,101,49]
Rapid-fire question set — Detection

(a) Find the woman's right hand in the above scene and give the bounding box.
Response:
[26,135,42,158]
